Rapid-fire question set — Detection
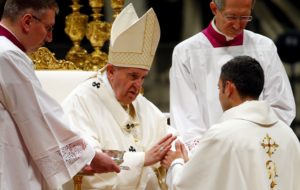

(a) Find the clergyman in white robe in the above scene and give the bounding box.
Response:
[166,100,300,190]
[0,25,95,189]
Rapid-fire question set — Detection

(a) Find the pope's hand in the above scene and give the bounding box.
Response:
[83,152,121,174]
[144,134,177,167]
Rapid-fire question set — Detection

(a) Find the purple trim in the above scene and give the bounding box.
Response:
[202,22,243,48]
[0,25,26,52]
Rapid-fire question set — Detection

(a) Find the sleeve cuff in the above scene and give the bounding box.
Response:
[170,158,184,168]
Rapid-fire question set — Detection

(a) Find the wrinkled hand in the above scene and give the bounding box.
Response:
[83,152,121,174]
[144,134,177,167]
[161,140,189,169]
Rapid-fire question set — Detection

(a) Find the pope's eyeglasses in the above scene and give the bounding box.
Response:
[31,15,54,32]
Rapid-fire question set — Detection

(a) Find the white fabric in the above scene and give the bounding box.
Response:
[36,70,95,104]
[62,72,172,190]
[110,3,138,47]
[169,30,295,145]
[108,3,160,70]
[0,36,95,190]
[167,101,300,190]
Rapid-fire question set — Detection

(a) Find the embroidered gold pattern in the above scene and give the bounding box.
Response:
[261,134,279,157]
[121,103,140,143]
[261,134,279,190]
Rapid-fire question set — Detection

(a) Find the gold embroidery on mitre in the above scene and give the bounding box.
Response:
[261,134,279,190]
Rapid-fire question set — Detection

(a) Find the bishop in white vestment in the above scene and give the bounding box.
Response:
[63,72,171,190]
[62,4,176,190]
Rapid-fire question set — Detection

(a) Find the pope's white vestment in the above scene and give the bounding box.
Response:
[169,22,295,147]
[62,72,170,190]
[0,35,95,189]
[167,101,300,190]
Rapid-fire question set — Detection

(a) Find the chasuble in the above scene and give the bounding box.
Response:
[167,101,300,190]
[62,71,173,190]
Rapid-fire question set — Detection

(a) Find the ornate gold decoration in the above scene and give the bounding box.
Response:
[32,0,125,71]
[65,0,89,70]
[111,0,125,20]
[73,175,83,190]
[85,0,111,70]
[29,47,76,70]
[261,134,279,157]
[261,134,279,190]
[266,160,278,190]
[73,172,94,190]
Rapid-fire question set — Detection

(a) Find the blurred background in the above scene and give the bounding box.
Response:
[2,0,299,137]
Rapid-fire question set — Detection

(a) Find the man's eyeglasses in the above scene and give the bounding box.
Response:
[222,14,253,22]
[31,15,54,32]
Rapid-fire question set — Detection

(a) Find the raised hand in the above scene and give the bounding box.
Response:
[144,134,177,167]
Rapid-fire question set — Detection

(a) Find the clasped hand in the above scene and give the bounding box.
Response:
[161,140,189,169]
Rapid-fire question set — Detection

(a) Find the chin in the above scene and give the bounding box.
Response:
[129,96,137,103]
[121,97,135,105]
[233,31,243,36]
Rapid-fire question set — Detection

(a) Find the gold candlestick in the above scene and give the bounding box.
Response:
[73,175,83,190]
[65,0,89,70]
[111,0,125,20]
[86,0,111,70]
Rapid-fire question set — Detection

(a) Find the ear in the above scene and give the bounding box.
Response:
[225,81,235,97]
[210,1,218,15]
[21,14,33,33]
[106,64,115,79]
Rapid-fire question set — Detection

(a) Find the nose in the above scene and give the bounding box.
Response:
[232,20,242,30]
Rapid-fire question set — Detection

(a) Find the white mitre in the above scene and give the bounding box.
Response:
[108,3,161,70]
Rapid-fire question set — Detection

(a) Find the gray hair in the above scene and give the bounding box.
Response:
[213,0,256,11]
[2,0,58,22]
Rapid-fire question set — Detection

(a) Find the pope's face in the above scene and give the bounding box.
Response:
[212,0,252,38]
[107,65,149,105]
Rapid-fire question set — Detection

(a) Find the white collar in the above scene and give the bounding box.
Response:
[211,17,234,41]
[220,101,278,126]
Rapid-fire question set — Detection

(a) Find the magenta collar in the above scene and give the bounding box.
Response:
[0,24,26,52]
[202,22,243,48]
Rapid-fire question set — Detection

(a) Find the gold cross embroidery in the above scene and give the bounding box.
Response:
[261,134,279,157]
